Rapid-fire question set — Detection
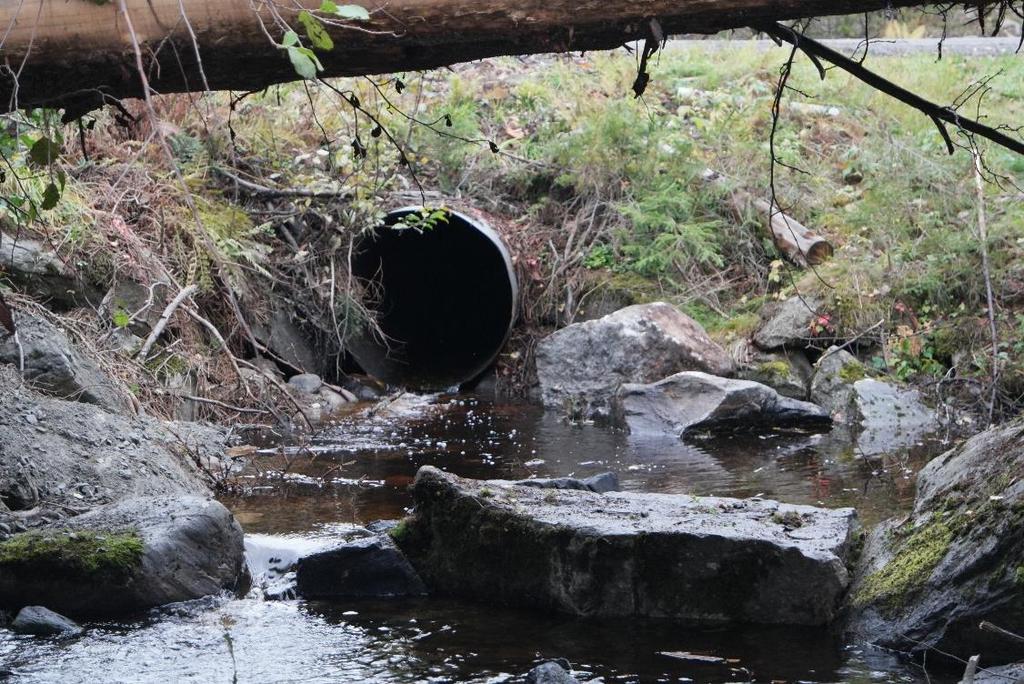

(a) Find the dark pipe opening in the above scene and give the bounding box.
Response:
[348,208,517,390]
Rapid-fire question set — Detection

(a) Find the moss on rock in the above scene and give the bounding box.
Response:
[854,517,953,611]
[838,362,867,383]
[0,530,144,582]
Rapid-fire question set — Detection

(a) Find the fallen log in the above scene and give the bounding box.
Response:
[0,0,968,114]
[703,169,833,267]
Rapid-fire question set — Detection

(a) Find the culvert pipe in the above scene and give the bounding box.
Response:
[348,207,518,390]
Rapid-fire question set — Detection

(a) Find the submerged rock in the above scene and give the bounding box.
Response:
[535,303,734,421]
[397,467,856,626]
[10,605,82,636]
[0,312,126,412]
[0,496,247,616]
[849,419,1024,665]
[515,472,620,494]
[616,372,830,437]
[526,661,581,684]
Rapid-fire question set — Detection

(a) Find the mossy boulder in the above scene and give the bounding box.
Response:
[734,343,813,400]
[848,419,1024,667]
[0,496,247,616]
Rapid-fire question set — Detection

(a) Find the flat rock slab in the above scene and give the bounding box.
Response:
[397,467,856,626]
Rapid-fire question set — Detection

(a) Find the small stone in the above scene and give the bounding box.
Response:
[526,661,580,684]
[11,606,82,636]
[288,373,322,394]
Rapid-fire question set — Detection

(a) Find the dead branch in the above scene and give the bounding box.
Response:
[137,283,198,360]
[758,22,1024,157]
[703,168,833,266]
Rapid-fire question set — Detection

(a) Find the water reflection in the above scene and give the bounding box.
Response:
[3,394,950,682]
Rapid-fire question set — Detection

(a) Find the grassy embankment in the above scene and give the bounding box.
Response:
[0,44,1021,416]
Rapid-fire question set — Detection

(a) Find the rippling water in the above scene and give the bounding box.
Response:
[3,394,954,683]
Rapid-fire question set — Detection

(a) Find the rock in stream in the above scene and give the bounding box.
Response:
[395,466,857,626]
[0,496,247,616]
[849,418,1024,666]
[535,302,734,421]
[615,371,830,437]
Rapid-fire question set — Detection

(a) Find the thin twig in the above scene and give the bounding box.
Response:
[973,148,999,426]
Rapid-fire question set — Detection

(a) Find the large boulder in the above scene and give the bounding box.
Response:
[0,366,221,529]
[848,419,1024,665]
[0,233,102,310]
[535,303,734,421]
[0,496,247,616]
[396,467,857,626]
[752,294,825,351]
[616,372,830,437]
[0,312,126,412]
[0,493,246,618]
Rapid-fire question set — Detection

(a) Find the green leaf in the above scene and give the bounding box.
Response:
[297,10,334,51]
[333,4,369,21]
[40,182,60,210]
[287,46,321,79]
[112,309,131,328]
[282,30,300,48]
[28,137,60,167]
[318,0,338,12]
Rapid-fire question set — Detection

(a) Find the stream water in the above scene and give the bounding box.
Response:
[2,393,954,683]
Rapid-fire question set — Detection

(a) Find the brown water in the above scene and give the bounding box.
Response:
[2,393,953,683]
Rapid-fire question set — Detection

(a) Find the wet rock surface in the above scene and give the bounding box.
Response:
[0,366,223,531]
[850,378,939,455]
[0,313,126,412]
[526,661,581,684]
[810,348,938,453]
[296,536,427,599]
[0,496,247,617]
[616,372,830,437]
[535,303,734,421]
[397,466,856,626]
[11,605,82,636]
[515,472,620,493]
[849,419,1024,666]
[244,529,427,600]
